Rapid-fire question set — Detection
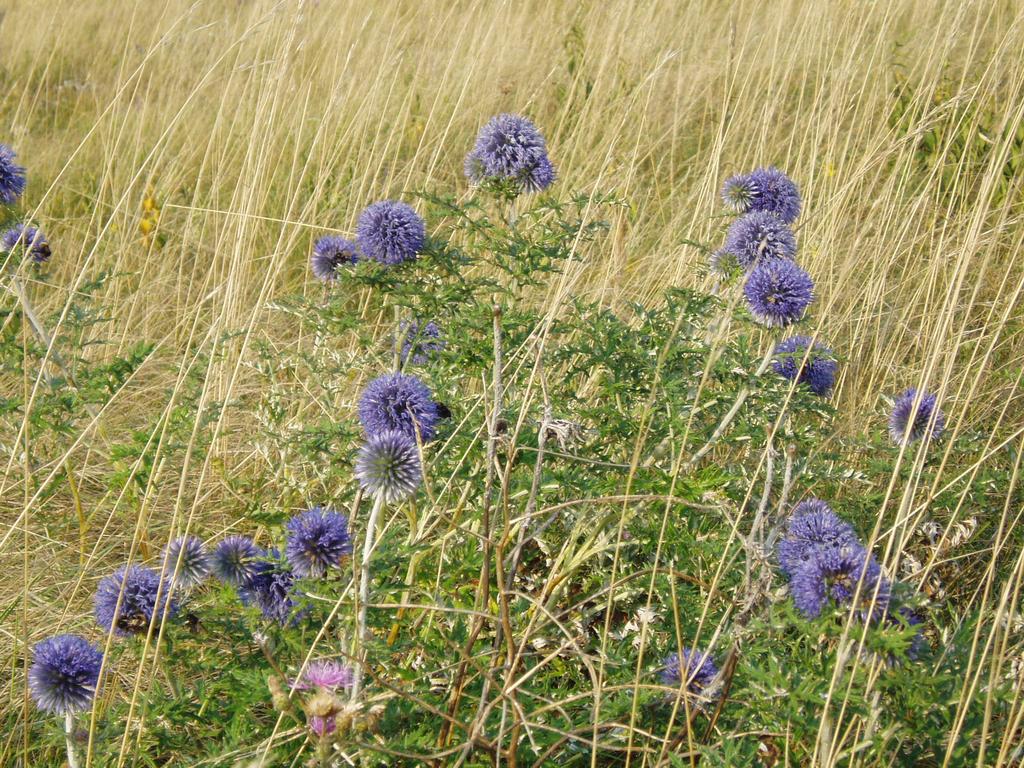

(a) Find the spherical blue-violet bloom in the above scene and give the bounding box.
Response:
[709,247,741,275]
[94,565,177,637]
[659,648,718,697]
[888,387,945,445]
[162,536,211,589]
[772,335,838,396]
[890,606,927,661]
[355,200,425,265]
[398,320,445,366]
[465,113,556,194]
[1,224,50,263]
[212,535,264,587]
[776,499,859,578]
[28,634,103,715]
[790,545,890,621]
[355,429,423,503]
[358,371,440,441]
[0,144,26,205]
[743,258,814,327]
[723,211,796,269]
[239,549,302,625]
[285,506,352,578]
[745,166,802,223]
[311,235,358,281]
[721,173,757,212]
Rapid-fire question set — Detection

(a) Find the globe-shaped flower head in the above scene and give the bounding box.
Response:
[888,388,944,444]
[285,507,352,578]
[212,535,263,587]
[772,335,838,396]
[776,499,859,577]
[94,564,177,636]
[746,167,802,223]
[311,235,358,281]
[358,371,440,441]
[721,173,757,212]
[355,201,425,265]
[28,635,103,715]
[162,536,211,589]
[721,167,801,223]
[790,545,890,621]
[355,430,423,503]
[659,647,718,699]
[465,113,556,195]
[239,549,302,625]
[1,224,50,263]
[0,144,26,205]
[708,247,741,275]
[889,606,927,661]
[743,258,814,327]
[398,320,445,366]
[722,211,796,269]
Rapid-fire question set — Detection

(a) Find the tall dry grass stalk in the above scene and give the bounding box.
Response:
[2,0,1023,765]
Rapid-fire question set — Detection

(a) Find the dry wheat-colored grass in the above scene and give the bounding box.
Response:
[2,0,1023,765]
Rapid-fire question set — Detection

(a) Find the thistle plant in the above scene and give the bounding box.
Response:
[28,635,103,768]
[352,426,424,700]
[10,111,1015,768]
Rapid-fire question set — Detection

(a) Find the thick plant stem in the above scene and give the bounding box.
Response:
[440,302,504,751]
[65,712,80,768]
[352,493,385,702]
[480,301,503,619]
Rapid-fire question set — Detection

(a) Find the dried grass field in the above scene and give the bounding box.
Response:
[2,1,1024,766]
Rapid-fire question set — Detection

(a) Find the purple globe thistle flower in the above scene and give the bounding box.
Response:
[311,235,358,281]
[162,536,211,589]
[744,167,802,223]
[790,545,890,621]
[398,320,445,366]
[28,635,103,715]
[721,173,757,212]
[355,201,425,265]
[1,224,50,263]
[743,258,814,327]
[888,387,945,445]
[94,565,177,637]
[355,429,423,503]
[285,507,352,579]
[723,211,797,269]
[891,606,927,661]
[239,549,302,625]
[772,335,838,396]
[464,113,556,194]
[776,499,859,578]
[709,247,741,275]
[0,144,26,205]
[521,155,556,193]
[293,659,354,691]
[212,536,264,587]
[358,371,440,441]
[659,648,718,697]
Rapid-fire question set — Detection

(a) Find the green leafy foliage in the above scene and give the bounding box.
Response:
[7,181,1021,767]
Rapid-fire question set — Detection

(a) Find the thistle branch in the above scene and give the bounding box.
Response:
[351,493,385,702]
[65,712,81,768]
